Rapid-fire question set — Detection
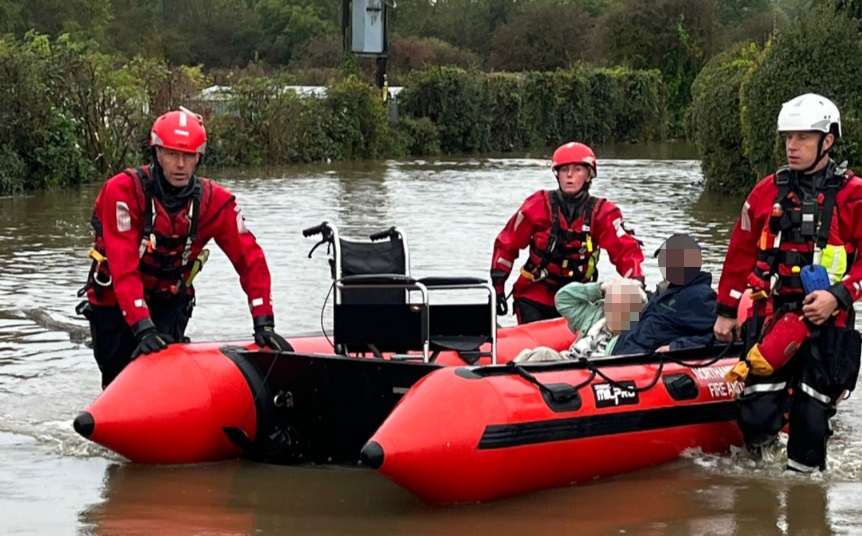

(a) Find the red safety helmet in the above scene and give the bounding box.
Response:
[551,142,597,177]
[150,109,207,155]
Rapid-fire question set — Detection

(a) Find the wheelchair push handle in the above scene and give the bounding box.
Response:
[304,221,335,259]
[369,226,398,242]
[302,221,330,238]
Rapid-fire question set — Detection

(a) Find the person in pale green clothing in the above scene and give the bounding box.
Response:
[514,278,645,362]
[556,279,646,357]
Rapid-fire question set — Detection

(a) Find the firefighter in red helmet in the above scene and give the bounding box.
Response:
[78,109,292,388]
[491,142,645,324]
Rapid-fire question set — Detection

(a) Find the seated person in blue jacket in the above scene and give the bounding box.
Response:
[514,233,716,362]
[614,233,717,354]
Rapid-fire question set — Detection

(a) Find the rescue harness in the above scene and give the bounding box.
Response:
[520,193,602,289]
[79,166,204,301]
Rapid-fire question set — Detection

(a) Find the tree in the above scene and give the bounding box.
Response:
[0,1,23,34]
[255,0,338,65]
[595,0,718,133]
[489,1,597,72]
[686,42,761,194]
[17,0,113,42]
[831,0,862,19]
[740,2,862,181]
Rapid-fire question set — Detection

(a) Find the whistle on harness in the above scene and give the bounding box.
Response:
[749,289,768,301]
[89,248,106,264]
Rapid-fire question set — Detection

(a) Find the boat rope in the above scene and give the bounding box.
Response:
[510,340,737,399]
[581,357,665,393]
[509,362,596,402]
[579,339,736,394]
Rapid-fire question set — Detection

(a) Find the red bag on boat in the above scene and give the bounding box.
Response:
[726,313,810,383]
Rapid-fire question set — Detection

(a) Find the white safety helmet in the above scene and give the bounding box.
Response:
[776,93,841,138]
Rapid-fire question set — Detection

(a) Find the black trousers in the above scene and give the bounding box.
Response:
[81,292,194,388]
[513,297,561,325]
[737,319,861,471]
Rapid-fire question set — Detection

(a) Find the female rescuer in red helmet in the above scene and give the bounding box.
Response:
[490,142,645,324]
[78,109,292,388]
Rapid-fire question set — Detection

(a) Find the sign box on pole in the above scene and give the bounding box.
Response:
[351,0,387,55]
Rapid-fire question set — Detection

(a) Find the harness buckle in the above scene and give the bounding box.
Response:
[88,249,112,287]
[520,266,548,283]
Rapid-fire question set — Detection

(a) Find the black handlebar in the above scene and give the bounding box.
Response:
[369,226,397,241]
[302,222,329,237]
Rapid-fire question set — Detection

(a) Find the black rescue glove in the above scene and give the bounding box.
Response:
[491,269,509,316]
[253,316,294,352]
[130,319,173,360]
[497,294,509,316]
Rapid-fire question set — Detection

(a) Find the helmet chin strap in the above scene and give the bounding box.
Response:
[799,133,830,175]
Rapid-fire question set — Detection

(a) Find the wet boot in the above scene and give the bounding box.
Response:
[746,434,781,462]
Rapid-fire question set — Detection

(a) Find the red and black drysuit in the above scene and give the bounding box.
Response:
[491,190,645,324]
[716,161,862,471]
[80,164,276,386]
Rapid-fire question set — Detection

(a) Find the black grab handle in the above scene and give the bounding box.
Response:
[369,226,397,241]
[302,221,329,237]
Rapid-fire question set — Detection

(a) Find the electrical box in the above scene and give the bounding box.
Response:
[351,0,387,55]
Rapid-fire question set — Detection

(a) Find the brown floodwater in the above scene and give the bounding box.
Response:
[1,142,861,535]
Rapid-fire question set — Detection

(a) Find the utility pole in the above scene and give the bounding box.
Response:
[342,0,351,58]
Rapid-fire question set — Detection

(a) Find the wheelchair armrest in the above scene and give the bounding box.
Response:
[339,274,418,286]
[418,276,490,288]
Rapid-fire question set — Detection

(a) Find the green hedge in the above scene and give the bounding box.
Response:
[397,66,494,154]
[611,67,666,143]
[486,73,531,152]
[686,42,760,194]
[205,75,391,167]
[0,33,667,195]
[399,65,667,154]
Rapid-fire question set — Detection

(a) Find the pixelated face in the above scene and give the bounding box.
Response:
[659,244,702,285]
[604,284,644,333]
[555,163,591,196]
[782,131,833,171]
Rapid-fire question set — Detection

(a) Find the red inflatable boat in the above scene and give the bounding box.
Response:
[362,346,744,503]
[73,318,577,465]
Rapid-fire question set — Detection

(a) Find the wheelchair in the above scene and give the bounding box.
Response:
[303,221,498,364]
